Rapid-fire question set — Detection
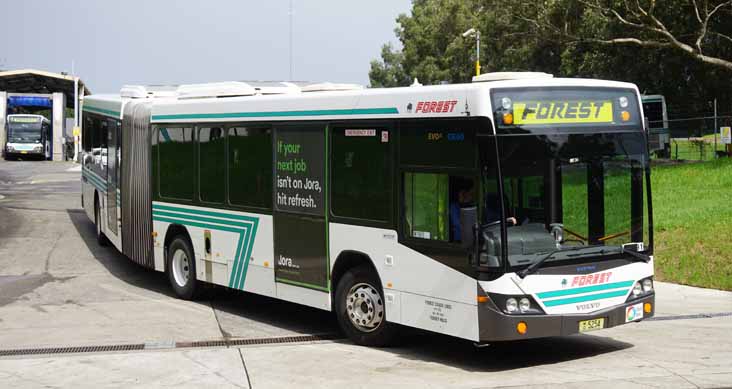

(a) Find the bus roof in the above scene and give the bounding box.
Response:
[83,76,640,123]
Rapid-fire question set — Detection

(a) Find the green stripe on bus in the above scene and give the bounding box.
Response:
[275,277,330,292]
[151,107,399,121]
[83,172,107,192]
[84,176,107,192]
[153,210,253,229]
[83,105,120,118]
[152,215,253,289]
[82,168,107,186]
[153,203,258,222]
[536,280,635,299]
[152,204,259,290]
[541,289,629,307]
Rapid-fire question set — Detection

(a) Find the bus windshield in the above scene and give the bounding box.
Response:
[8,121,42,143]
[481,131,651,269]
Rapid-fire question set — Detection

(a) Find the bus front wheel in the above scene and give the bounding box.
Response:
[335,265,398,347]
[167,236,199,300]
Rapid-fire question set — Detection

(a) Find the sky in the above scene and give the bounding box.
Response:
[1,0,412,93]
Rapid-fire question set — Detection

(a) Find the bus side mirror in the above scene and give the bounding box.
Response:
[460,206,477,250]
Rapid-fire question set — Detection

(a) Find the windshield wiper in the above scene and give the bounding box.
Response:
[517,245,606,278]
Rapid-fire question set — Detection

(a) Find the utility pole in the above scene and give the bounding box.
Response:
[289,0,294,81]
[72,60,80,162]
[714,98,718,157]
[461,28,481,77]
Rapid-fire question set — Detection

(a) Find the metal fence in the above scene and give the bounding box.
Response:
[649,114,732,161]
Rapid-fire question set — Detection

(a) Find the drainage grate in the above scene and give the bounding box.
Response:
[0,333,343,358]
[0,343,145,357]
[176,339,228,349]
[647,312,732,321]
[227,333,342,347]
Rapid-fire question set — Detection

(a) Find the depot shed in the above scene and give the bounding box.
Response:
[0,69,91,160]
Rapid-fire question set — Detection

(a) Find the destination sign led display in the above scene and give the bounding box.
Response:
[513,100,613,125]
[492,87,641,131]
[9,117,41,123]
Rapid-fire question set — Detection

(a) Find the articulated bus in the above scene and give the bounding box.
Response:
[81,74,655,346]
[4,114,52,160]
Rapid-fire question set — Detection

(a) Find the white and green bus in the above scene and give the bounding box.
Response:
[4,114,52,160]
[81,74,655,346]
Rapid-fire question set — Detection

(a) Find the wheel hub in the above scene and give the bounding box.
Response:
[346,283,384,332]
[172,249,190,287]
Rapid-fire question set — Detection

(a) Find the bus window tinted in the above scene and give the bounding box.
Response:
[331,128,392,222]
[228,126,272,209]
[199,127,225,204]
[158,127,194,200]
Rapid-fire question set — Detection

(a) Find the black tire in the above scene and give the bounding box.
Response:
[167,236,199,300]
[94,199,109,246]
[335,265,398,347]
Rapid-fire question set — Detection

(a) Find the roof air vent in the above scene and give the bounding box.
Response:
[120,85,149,99]
[472,72,554,83]
[301,82,363,92]
[176,82,257,99]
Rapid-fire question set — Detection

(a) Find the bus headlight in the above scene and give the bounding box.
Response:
[519,298,531,312]
[632,282,643,296]
[501,97,512,110]
[34,145,43,152]
[489,294,545,315]
[619,96,629,108]
[626,277,654,302]
[6,145,14,152]
[642,278,653,292]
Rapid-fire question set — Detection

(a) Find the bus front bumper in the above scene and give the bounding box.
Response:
[478,294,654,342]
[5,149,44,158]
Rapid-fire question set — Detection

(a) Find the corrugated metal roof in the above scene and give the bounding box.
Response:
[0,69,91,108]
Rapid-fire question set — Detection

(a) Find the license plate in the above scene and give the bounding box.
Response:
[578,318,605,332]
[20,151,28,154]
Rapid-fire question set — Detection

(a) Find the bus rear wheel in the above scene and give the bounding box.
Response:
[167,236,199,300]
[335,265,398,347]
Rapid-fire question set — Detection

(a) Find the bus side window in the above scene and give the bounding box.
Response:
[404,172,449,241]
[403,173,476,243]
[227,126,272,209]
[158,127,195,201]
[83,117,92,152]
[331,127,392,222]
[198,126,225,204]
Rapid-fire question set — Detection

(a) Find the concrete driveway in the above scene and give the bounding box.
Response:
[0,159,731,388]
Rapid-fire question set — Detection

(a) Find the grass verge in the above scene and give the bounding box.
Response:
[652,158,732,290]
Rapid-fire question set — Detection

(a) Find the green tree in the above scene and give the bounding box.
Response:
[370,0,732,117]
[369,43,411,87]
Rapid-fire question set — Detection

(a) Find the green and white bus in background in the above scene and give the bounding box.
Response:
[81,73,655,346]
[4,114,52,160]
[642,95,670,158]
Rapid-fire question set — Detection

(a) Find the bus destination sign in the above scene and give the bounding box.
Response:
[513,100,613,125]
[9,117,41,123]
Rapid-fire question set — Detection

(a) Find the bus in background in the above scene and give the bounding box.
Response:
[81,75,655,346]
[4,114,52,160]
[642,95,670,158]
